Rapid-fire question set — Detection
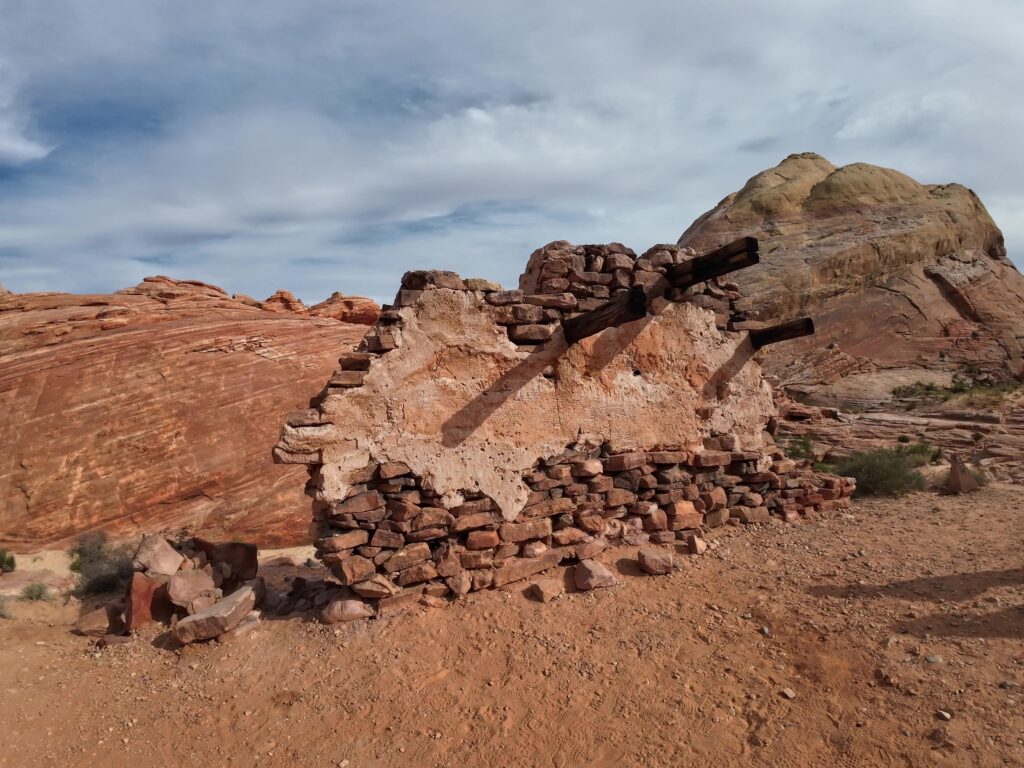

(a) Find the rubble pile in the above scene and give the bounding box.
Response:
[275,237,855,621]
[75,535,268,644]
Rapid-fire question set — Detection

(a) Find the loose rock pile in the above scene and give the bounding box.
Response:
[276,237,856,622]
[75,535,268,644]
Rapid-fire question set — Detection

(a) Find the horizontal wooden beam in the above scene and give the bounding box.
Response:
[562,285,648,344]
[668,236,759,289]
[748,316,815,349]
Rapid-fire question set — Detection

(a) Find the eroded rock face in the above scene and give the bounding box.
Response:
[0,276,370,549]
[679,153,1024,408]
[309,293,381,325]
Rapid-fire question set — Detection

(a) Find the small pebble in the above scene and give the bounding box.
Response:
[780,688,797,700]
[924,655,943,665]
[936,710,952,721]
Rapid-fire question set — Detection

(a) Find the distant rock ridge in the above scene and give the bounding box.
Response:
[679,152,1024,408]
[0,276,374,550]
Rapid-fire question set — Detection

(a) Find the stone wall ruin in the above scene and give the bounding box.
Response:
[274,239,855,613]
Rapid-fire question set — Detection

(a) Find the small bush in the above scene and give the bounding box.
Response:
[785,435,815,461]
[835,449,925,497]
[0,596,10,619]
[893,443,938,467]
[20,582,52,601]
[897,434,910,443]
[69,532,133,598]
[0,548,15,573]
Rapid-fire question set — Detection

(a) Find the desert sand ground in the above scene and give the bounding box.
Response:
[1,485,1021,768]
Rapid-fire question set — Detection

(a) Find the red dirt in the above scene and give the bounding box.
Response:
[1,485,1021,767]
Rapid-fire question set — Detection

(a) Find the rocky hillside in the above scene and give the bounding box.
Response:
[0,277,376,550]
[680,152,1024,408]
[680,153,1024,481]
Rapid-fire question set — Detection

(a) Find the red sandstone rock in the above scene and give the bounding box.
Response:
[529,578,564,603]
[637,547,673,575]
[133,535,184,576]
[309,292,380,325]
[574,560,616,591]
[172,585,255,643]
[320,597,374,624]
[680,153,1024,407]
[126,572,166,630]
[0,276,371,550]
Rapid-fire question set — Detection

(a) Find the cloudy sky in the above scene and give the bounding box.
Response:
[0,1,1021,304]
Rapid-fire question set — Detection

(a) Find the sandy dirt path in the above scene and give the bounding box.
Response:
[1,485,1021,767]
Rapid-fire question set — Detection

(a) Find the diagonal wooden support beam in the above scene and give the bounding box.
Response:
[668,236,759,289]
[562,285,648,345]
[748,316,815,349]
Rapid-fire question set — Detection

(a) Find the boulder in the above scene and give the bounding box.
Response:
[133,536,183,576]
[529,578,564,603]
[171,586,255,644]
[574,560,616,591]
[320,598,375,624]
[167,570,216,608]
[637,547,674,575]
[73,607,111,637]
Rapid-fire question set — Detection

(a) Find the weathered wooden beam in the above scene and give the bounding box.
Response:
[748,317,814,349]
[562,285,648,344]
[668,236,759,289]
[560,236,761,346]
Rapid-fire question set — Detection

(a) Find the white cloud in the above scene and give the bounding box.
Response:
[0,0,1020,302]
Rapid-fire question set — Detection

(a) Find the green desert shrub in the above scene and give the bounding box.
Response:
[0,548,15,573]
[0,596,10,619]
[69,532,133,598]
[20,582,52,601]
[785,435,815,461]
[835,449,926,497]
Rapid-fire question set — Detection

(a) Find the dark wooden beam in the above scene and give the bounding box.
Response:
[748,317,814,349]
[560,236,762,346]
[562,285,648,344]
[668,236,759,289]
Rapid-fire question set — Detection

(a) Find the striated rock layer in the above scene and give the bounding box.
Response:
[679,153,1024,409]
[276,244,853,609]
[0,277,374,550]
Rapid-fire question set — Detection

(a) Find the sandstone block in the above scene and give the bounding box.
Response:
[336,555,376,585]
[500,518,552,543]
[606,489,637,506]
[574,560,616,591]
[320,598,375,624]
[335,490,385,516]
[383,542,432,573]
[466,529,501,549]
[530,578,564,603]
[133,535,184,576]
[451,511,498,532]
[492,550,561,587]
[638,547,673,575]
[173,586,255,643]
[508,324,555,343]
[168,570,216,608]
[576,537,608,559]
[732,506,770,523]
[320,530,370,552]
[397,562,439,586]
[459,550,495,570]
[370,529,405,549]
[603,453,647,472]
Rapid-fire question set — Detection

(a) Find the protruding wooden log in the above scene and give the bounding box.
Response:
[668,236,759,289]
[562,285,648,344]
[748,317,814,349]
